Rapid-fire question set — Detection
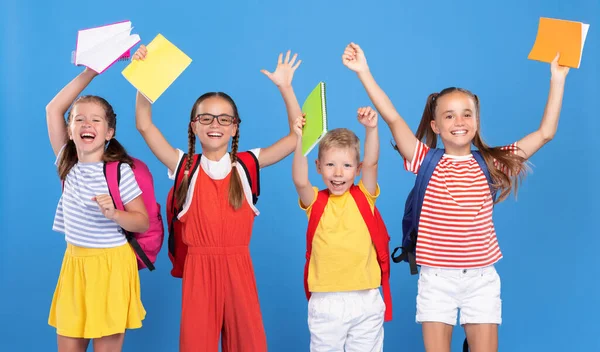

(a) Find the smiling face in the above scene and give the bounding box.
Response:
[192,96,238,156]
[315,128,362,195]
[316,146,361,195]
[430,91,478,155]
[68,101,114,162]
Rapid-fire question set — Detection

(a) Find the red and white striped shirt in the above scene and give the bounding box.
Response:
[404,140,517,269]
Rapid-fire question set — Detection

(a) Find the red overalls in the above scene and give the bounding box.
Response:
[179,167,267,352]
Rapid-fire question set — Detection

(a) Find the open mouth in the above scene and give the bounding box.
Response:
[207,132,224,139]
[80,132,96,143]
[451,130,467,136]
[330,180,346,190]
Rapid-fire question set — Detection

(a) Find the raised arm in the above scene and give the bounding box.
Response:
[46,68,97,156]
[343,42,418,162]
[133,45,180,172]
[357,107,379,195]
[516,53,570,160]
[258,50,302,168]
[292,115,315,207]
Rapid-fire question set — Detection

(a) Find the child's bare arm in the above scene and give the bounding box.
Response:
[292,115,315,206]
[343,43,418,162]
[133,45,180,172]
[259,51,303,168]
[46,68,97,156]
[517,53,569,159]
[357,107,379,195]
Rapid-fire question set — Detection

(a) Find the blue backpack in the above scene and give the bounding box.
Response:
[391,148,498,275]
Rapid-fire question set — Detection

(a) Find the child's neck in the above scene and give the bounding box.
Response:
[201,146,229,162]
[77,150,104,163]
[443,144,472,156]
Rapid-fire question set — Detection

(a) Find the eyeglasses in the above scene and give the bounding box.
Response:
[192,113,237,126]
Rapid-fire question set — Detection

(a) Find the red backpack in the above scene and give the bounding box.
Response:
[305,185,393,321]
[166,152,260,278]
[104,158,164,271]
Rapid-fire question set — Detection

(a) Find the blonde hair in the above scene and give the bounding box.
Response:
[318,128,361,164]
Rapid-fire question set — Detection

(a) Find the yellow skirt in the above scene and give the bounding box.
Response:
[48,243,146,338]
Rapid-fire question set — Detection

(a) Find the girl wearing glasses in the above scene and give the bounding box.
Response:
[133,45,302,352]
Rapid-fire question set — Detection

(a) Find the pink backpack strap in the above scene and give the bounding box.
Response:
[103,161,155,270]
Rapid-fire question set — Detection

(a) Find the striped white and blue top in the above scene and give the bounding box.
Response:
[52,148,142,248]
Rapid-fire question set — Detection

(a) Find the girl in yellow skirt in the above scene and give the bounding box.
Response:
[46,67,149,352]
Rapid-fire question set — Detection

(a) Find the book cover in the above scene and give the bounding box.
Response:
[72,20,140,74]
[121,34,192,103]
[528,17,590,68]
[301,82,328,156]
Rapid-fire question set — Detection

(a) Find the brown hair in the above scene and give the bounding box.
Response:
[318,128,361,165]
[57,95,133,180]
[410,87,528,202]
[174,92,244,210]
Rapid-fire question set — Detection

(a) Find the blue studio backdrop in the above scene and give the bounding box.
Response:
[1,0,598,351]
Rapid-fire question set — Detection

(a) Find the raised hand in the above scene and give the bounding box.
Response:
[261,50,302,88]
[342,42,369,73]
[357,106,378,128]
[132,45,148,61]
[92,194,117,220]
[551,53,570,83]
[293,114,306,137]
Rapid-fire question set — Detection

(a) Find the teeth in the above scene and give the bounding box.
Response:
[81,133,95,138]
[208,133,222,137]
[451,130,467,135]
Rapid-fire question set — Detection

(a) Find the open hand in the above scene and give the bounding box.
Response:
[261,50,302,88]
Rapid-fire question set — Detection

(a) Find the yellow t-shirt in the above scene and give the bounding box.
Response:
[301,180,382,293]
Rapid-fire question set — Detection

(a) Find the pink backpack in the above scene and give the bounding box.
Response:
[105,158,164,270]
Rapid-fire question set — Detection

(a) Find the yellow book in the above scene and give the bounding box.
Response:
[122,34,192,103]
[302,82,328,156]
[528,17,590,69]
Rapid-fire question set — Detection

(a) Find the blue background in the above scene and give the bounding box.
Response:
[1,0,598,351]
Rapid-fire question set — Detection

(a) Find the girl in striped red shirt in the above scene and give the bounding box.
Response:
[342,42,570,352]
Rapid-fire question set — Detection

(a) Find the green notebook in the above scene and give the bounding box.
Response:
[301,82,328,156]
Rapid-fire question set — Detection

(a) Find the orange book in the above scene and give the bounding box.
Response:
[528,17,590,68]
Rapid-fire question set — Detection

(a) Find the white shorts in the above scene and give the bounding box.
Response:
[416,265,502,326]
[308,289,384,352]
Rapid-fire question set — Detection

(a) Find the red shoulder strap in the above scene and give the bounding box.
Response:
[104,161,124,211]
[304,190,329,300]
[167,154,201,224]
[174,154,201,191]
[236,151,260,203]
[349,185,393,322]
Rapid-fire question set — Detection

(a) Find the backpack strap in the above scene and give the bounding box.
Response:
[391,148,444,274]
[236,151,261,204]
[103,161,155,271]
[304,189,330,300]
[349,185,393,322]
[171,154,202,216]
[472,151,497,202]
